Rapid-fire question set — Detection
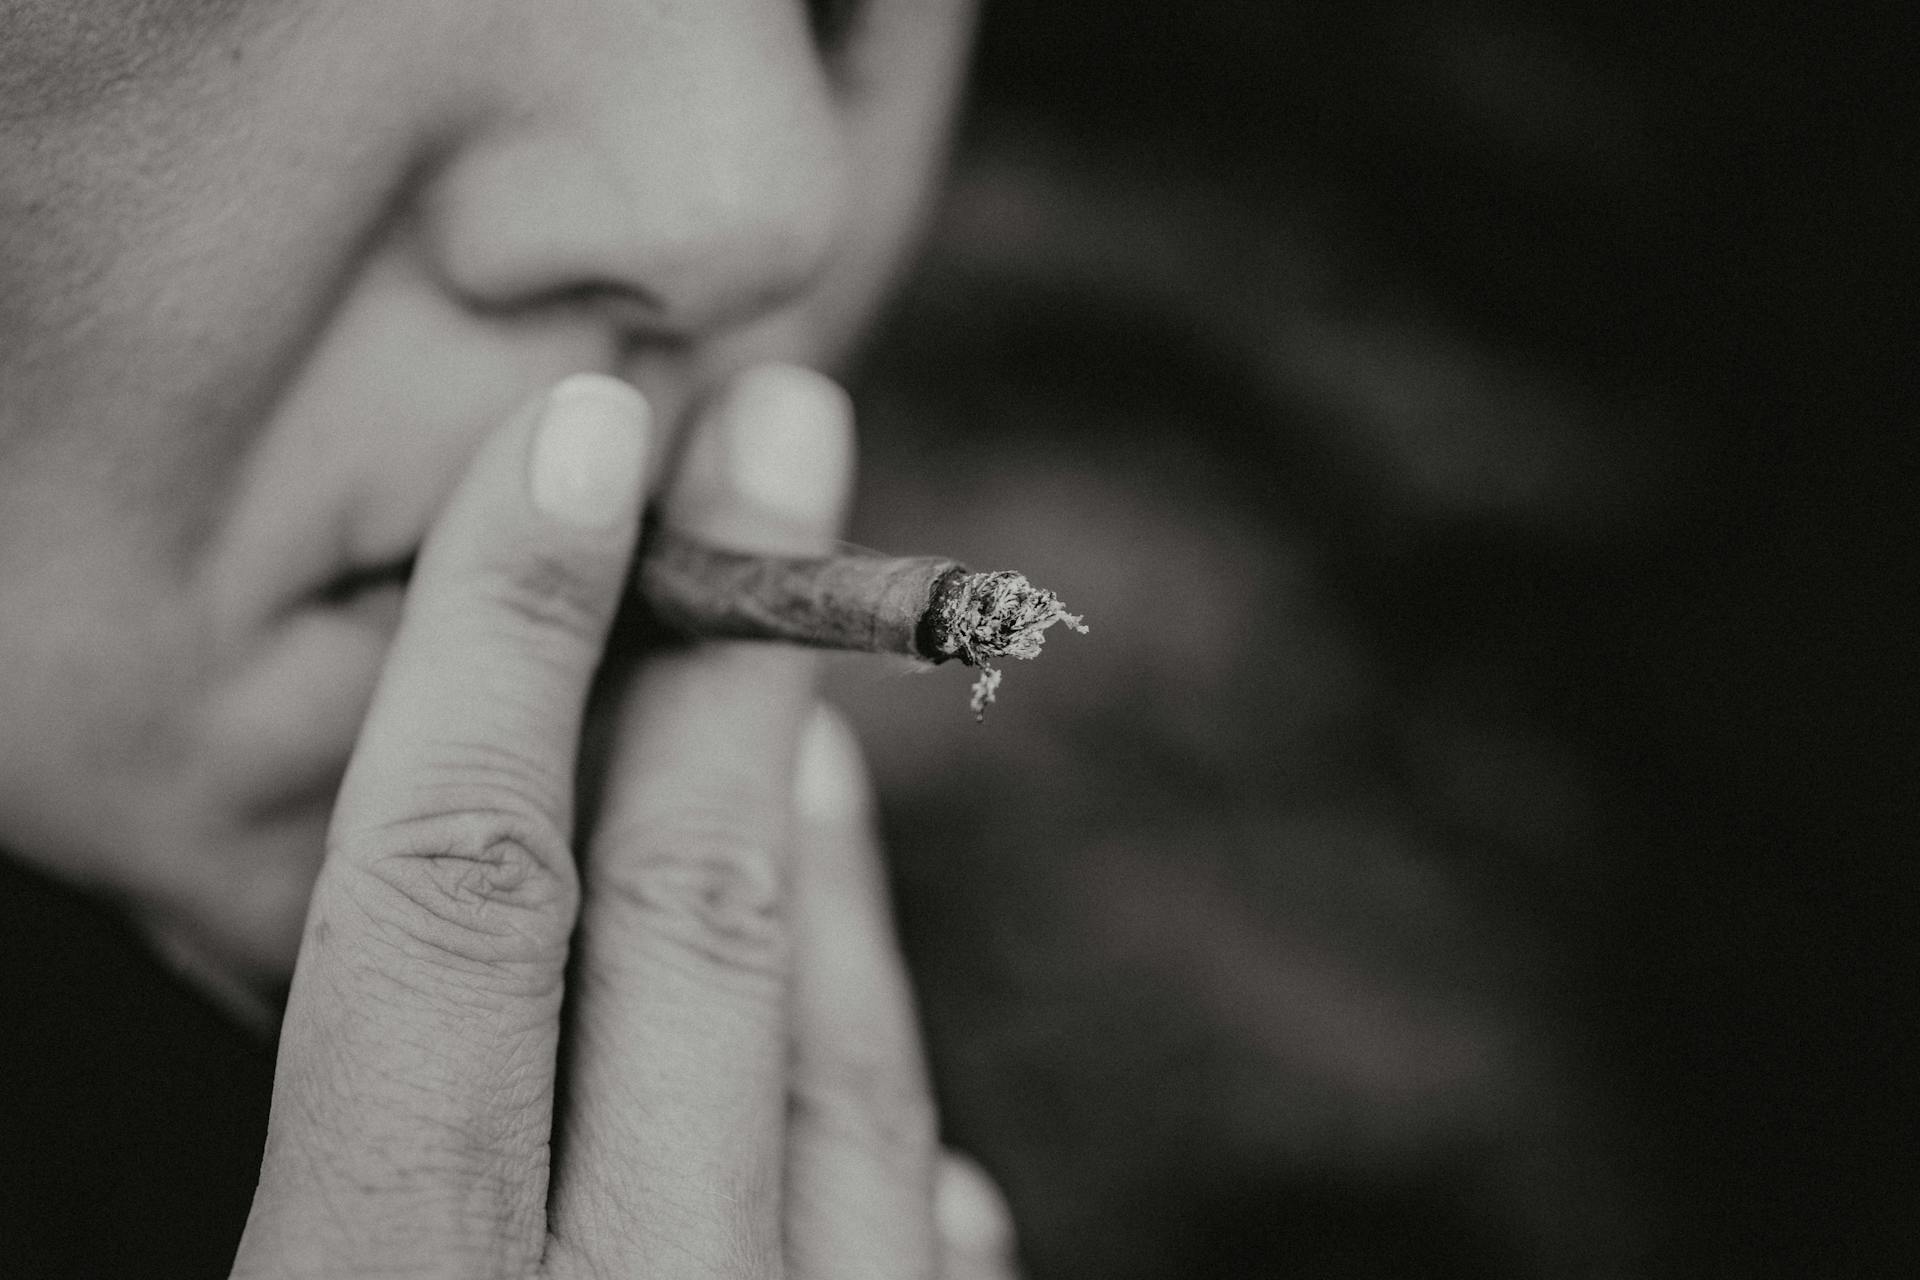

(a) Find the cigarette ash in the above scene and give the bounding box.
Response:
[934,571,1089,719]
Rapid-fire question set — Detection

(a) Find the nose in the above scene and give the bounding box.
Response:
[417,0,848,338]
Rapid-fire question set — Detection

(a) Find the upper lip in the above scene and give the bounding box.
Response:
[293,369,689,615]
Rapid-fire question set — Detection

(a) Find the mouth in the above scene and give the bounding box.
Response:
[207,548,417,826]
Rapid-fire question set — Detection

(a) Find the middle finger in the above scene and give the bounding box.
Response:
[546,365,854,1275]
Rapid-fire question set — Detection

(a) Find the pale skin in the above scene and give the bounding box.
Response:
[0,0,1013,1273]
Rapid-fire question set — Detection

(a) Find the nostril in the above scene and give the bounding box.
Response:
[806,0,863,50]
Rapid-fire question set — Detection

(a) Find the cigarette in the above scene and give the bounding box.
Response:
[636,525,1088,718]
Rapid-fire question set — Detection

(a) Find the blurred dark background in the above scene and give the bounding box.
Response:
[828,2,1915,1276]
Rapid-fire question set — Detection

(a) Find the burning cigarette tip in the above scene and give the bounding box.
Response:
[926,570,1090,721]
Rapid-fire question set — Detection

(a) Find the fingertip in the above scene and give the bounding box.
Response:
[548,369,651,417]
[528,374,653,530]
[671,363,855,553]
[725,364,854,524]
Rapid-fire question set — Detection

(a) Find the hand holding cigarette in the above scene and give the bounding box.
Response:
[241,368,1023,1277]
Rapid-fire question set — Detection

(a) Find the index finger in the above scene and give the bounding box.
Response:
[237,376,652,1276]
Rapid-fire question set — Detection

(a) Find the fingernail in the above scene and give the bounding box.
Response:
[794,705,871,824]
[529,374,651,529]
[722,365,854,526]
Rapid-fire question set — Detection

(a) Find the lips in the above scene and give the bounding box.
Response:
[199,547,418,825]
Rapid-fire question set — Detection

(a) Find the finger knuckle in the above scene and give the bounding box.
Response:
[407,737,569,827]
[594,813,789,985]
[338,809,579,977]
[475,538,614,646]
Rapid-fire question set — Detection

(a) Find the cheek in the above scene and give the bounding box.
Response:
[0,0,253,121]
[0,5,435,556]
[1,0,288,364]
[0,4,426,881]
[0,442,328,982]
[0,385,234,767]
[0,489,200,874]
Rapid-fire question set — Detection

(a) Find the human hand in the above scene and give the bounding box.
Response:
[231,368,1017,1278]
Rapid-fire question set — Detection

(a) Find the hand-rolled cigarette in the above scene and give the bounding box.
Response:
[636,525,1087,718]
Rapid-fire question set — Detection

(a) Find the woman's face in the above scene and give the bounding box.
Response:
[0,0,975,991]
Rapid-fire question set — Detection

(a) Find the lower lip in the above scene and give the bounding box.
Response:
[206,580,406,818]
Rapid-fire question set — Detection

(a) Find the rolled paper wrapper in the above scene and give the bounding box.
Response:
[638,527,962,660]
[636,525,1087,717]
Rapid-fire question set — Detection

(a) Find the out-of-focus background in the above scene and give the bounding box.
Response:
[824,2,1914,1276]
